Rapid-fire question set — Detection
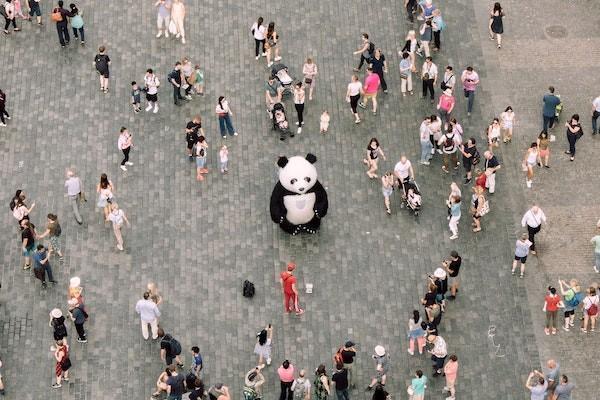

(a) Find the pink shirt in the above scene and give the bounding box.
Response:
[364,73,381,94]
[461,71,479,92]
[444,360,458,381]
[277,365,295,382]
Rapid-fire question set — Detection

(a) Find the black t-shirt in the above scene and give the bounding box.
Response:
[160,338,172,356]
[21,227,35,248]
[448,257,462,277]
[424,291,437,306]
[340,349,355,364]
[332,369,349,390]
[186,131,199,146]
[186,121,202,134]
[189,388,205,400]
[370,54,386,73]
[167,374,186,395]
[168,69,182,85]
[463,145,477,163]
[434,278,448,295]
[94,54,110,73]
[485,156,500,172]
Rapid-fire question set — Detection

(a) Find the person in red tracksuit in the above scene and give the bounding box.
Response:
[279,263,304,316]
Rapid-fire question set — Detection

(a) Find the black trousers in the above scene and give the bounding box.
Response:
[4,17,16,30]
[527,224,541,252]
[433,30,441,49]
[567,133,578,156]
[121,147,130,165]
[172,85,183,104]
[295,103,304,125]
[254,38,265,57]
[279,381,293,400]
[357,54,370,70]
[56,21,70,46]
[422,79,435,99]
[0,106,9,124]
[375,70,387,91]
[75,322,86,340]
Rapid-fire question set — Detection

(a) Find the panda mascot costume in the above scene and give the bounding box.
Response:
[270,153,328,235]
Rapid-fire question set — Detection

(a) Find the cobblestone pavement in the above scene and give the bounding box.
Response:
[0,0,598,399]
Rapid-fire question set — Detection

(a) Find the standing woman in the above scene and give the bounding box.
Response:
[487,118,501,150]
[96,173,114,222]
[399,52,413,97]
[215,96,239,138]
[52,339,71,388]
[416,20,432,58]
[381,172,395,215]
[37,214,64,260]
[265,22,281,68]
[253,325,273,366]
[471,185,486,233]
[581,287,599,333]
[431,9,445,51]
[250,17,266,60]
[500,106,515,143]
[108,203,130,251]
[293,82,305,127]
[313,365,330,400]
[20,219,36,269]
[194,136,209,181]
[363,138,386,179]
[118,127,133,172]
[448,195,461,240]
[537,130,551,167]
[522,142,540,189]
[370,49,388,93]
[564,114,582,162]
[144,68,160,113]
[407,310,426,355]
[489,2,504,49]
[401,30,418,72]
[170,0,185,43]
[0,88,10,127]
[543,286,564,335]
[49,308,68,344]
[69,3,84,45]
[345,75,363,124]
[302,58,318,101]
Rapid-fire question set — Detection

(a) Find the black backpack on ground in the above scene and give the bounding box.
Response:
[243,280,255,298]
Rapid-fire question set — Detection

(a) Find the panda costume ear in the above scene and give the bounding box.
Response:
[305,153,317,164]
[277,156,289,168]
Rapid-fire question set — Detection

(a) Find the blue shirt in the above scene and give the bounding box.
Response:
[33,251,48,269]
[542,94,561,117]
[530,380,547,400]
[192,353,203,368]
[450,202,461,217]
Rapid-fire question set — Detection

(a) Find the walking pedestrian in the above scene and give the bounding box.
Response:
[27,0,42,24]
[96,173,114,222]
[363,138,386,179]
[460,66,479,116]
[440,66,456,93]
[370,49,388,93]
[118,127,134,171]
[511,233,532,278]
[459,138,479,183]
[421,57,437,103]
[108,203,130,251]
[352,33,373,72]
[49,308,68,343]
[525,370,547,399]
[358,67,380,114]
[553,375,575,399]
[13,192,34,225]
[537,131,551,167]
[407,310,426,355]
[168,62,185,105]
[564,114,582,162]
[416,20,432,58]
[521,204,546,255]
[135,291,161,340]
[302,58,317,100]
[67,298,87,342]
[489,2,504,48]
[381,171,394,215]
[448,195,461,240]
[131,81,142,113]
[558,279,582,331]
[251,17,266,60]
[399,52,413,97]
[192,65,204,95]
[483,150,501,193]
[542,86,561,131]
[51,339,71,388]
[219,145,229,174]
[427,334,447,376]
[190,346,203,377]
[0,88,10,127]
[265,22,281,67]
[500,106,515,143]
[33,244,57,288]
[313,365,330,400]
[394,155,415,197]
[64,169,83,225]
[2,0,19,34]
[522,143,541,188]
[331,363,348,400]
[278,360,295,400]
[180,57,194,99]
[69,3,84,44]
[418,116,432,164]
[194,136,208,181]
[158,328,184,367]
[293,82,305,127]
[431,9,445,51]
[592,94,600,134]
[345,75,362,124]
[93,45,111,93]
[215,96,238,138]
[254,324,273,366]
[437,89,455,125]
[170,0,185,43]
[438,126,459,172]
[291,369,311,400]
[166,364,186,400]
[20,219,36,270]
[581,287,598,333]
[407,370,427,400]
[144,68,160,113]
[443,355,458,400]
[155,0,171,38]
[591,222,600,273]
[543,287,564,335]
[37,214,63,261]
[366,345,389,390]
[486,118,501,150]
[52,1,72,47]
[280,262,304,315]
[266,75,283,115]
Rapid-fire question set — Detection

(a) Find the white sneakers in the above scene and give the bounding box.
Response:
[153,104,159,113]
[449,234,458,240]
[145,104,153,112]
[125,162,133,166]
[233,132,239,136]
[120,165,127,171]
[274,56,282,61]
[182,37,186,44]
[526,179,532,188]
[156,31,162,38]
[0,123,6,127]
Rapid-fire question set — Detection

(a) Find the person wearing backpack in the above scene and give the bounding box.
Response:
[581,287,599,333]
[52,1,72,47]
[437,126,459,173]
[93,46,111,93]
[291,369,311,400]
[69,3,83,44]
[352,33,374,72]
[558,279,582,331]
[158,328,184,367]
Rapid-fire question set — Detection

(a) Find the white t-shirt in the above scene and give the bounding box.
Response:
[419,121,430,141]
[108,209,125,226]
[347,81,362,96]
[144,74,160,95]
[583,295,599,310]
[394,160,412,180]
[251,22,266,40]
[593,96,600,112]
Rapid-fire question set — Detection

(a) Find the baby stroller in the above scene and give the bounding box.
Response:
[271,63,294,97]
[401,179,422,216]
[272,102,293,141]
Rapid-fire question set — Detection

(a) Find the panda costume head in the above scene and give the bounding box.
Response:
[270,153,328,235]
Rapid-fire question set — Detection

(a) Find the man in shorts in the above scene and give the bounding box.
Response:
[443,250,461,300]
[359,67,380,114]
[512,233,532,278]
[393,155,415,198]
[459,138,478,184]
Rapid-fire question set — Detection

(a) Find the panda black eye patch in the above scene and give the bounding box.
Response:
[304,177,311,182]
[291,179,297,184]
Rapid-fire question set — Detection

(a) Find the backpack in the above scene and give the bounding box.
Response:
[368,42,375,56]
[472,149,481,165]
[588,301,598,316]
[51,8,63,22]
[443,134,455,151]
[54,223,62,237]
[564,289,580,308]
[243,386,258,400]
[243,280,255,298]
[12,206,25,221]
[333,347,343,365]
[71,14,84,29]
[293,379,307,400]
[0,5,7,18]
[162,334,182,355]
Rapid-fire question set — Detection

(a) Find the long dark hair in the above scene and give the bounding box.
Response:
[218,96,225,109]
[100,173,109,189]
[256,17,263,27]
[493,2,502,13]
[267,22,275,39]
[316,364,327,376]
[368,138,379,150]
[257,329,267,346]
[412,309,420,323]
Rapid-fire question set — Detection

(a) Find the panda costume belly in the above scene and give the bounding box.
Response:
[283,193,316,225]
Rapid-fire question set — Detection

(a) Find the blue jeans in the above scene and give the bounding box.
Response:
[420,140,432,162]
[542,114,554,132]
[336,389,349,400]
[72,27,85,42]
[465,90,475,113]
[56,21,70,46]
[219,114,235,136]
[172,85,183,104]
[592,111,600,134]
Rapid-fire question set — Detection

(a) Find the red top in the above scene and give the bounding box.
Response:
[280,272,296,294]
[545,295,561,311]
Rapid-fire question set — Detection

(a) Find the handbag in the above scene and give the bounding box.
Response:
[406,386,414,396]
[304,78,313,85]
[400,72,408,80]
[51,9,63,22]
[61,357,72,371]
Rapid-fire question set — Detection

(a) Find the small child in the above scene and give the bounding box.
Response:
[193,65,204,95]
[131,81,141,113]
[190,346,203,377]
[219,145,229,174]
[320,111,330,134]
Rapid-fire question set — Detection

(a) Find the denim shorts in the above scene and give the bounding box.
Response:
[196,157,206,168]
[29,1,41,16]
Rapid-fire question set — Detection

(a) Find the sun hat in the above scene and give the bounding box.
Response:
[50,308,62,318]
[433,267,447,279]
[374,345,386,356]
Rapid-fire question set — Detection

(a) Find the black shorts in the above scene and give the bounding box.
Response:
[463,159,473,172]
[97,69,109,78]
[146,93,158,102]
[186,142,195,150]
[514,255,527,263]
[564,309,575,317]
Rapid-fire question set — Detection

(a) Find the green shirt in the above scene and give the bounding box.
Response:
[592,235,600,253]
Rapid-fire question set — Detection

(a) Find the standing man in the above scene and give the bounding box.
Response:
[265,75,283,113]
[366,345,389,390]
[525,370,547,400]
[158,328,184,367]
[166,364,186,400]
[168,62,184,106]
[443,251,461,300]
[68,298,87,343]
[52,1,72,47]
[64,169,83,225]
[592,94,600,135]
[418,116,432,165]
[135,291,161,340]
[358,67,380,115]
[438,126,459,173]
[277,360,295,400]
[427,334,447,376]
[521,204,547,256]
[332,363,349,400]
[33,244,57,288]
[185,115,203,161]
[340,341,356,388]
[459,138,478,184]
[280,262,304,316]
[118,127,134,171]
[483,151,501,194]
[460,66,479,116]
[552,375,575,399]
[542,86,561,132]
[352,33,373,72]
[421,57,438,103]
